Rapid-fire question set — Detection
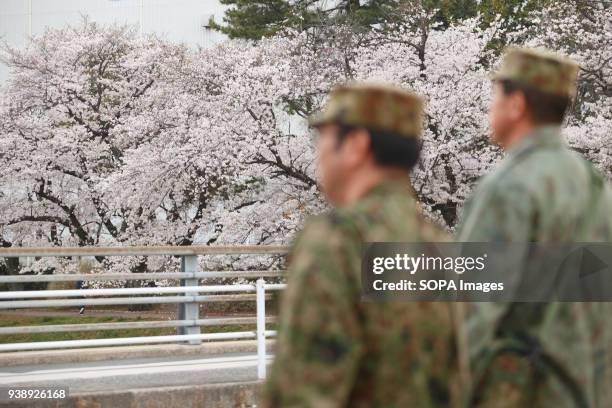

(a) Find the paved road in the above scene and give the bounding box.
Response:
[0,352,271,399]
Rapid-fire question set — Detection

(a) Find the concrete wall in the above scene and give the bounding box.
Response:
[1,382,262,408]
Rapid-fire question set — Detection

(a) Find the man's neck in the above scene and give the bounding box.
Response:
[502,121,537,151]
[340,167,410,207]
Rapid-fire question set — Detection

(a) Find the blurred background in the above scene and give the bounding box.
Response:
[0,0,228,83]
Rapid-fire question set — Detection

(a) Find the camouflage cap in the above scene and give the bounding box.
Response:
[309,83,424,138]
[492,47,579,97]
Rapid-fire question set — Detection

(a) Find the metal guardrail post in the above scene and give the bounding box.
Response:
[256,278,267,379]
[177,255,201,344]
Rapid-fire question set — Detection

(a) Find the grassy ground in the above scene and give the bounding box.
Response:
[0,314,258,344]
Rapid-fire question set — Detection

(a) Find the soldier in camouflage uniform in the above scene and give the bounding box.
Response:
[457,47,612,407]
[262,84,461,407]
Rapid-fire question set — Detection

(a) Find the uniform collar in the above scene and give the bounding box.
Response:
[506,125,564,159]
[360,179,414,202]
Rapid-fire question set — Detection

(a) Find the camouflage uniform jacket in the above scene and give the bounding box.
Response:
[457,126,612,407]
[263,180,461,408]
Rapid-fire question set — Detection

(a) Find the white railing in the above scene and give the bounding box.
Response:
[0,245,288,379]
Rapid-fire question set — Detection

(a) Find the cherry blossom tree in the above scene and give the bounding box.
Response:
[1,2,610,276]
[0,19,186,250]
[0,20,191,276]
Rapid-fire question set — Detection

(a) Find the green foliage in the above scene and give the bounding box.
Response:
[476,0,555,52]
[0,314,262,343]
[209,0,297,39]
[0,315,161,343]
[477,0,553,24]
[211,0,400,39]
[212,0,557,41]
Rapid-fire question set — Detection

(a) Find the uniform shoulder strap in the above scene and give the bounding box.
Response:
[466,333,590,408]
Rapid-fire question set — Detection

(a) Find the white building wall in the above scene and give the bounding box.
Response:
[0,0,227,83]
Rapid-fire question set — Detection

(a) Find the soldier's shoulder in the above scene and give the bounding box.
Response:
[287,211,363,281]
[510,147,595,191]
[292,210,361,251]
[473,163,531,203]
[301,209,358,233]
[483,146,570,187]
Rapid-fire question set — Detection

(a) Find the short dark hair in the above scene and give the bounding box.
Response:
[499,79,571,125]
[336,125,422,171]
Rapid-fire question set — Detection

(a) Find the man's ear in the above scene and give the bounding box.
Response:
[343,128,371,167]
[509,91,529,122]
